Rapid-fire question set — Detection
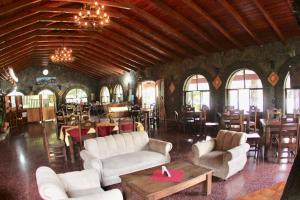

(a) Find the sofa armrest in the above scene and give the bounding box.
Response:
[36,166,68,199]
[70,189,123,200]
[80,150,103,173]
[192,139,216,158]
[148,138,172,156]
[224,143,250,162]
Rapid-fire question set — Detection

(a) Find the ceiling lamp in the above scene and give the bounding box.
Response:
[50,47,74,63]
[74,1,110,29]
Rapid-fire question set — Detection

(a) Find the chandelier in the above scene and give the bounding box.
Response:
[50,47,74,63]
[74,1,110,29]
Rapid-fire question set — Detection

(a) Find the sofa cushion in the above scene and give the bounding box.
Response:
[84,131,149,159]
[68,188,103,198]
[198,150,225,170]
[216,130,247,151]
[58,169,100,192]
[102,150,167,177]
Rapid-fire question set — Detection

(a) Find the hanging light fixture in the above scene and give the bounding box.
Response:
[74,1,110,30]
[50,46,74,63]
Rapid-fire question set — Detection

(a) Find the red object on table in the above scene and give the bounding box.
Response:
[150,169,184,182]
[68,128,89,141]
[96,126,114,137]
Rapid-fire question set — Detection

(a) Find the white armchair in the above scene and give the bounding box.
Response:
[192,130,250,180]
[36,166,123,200]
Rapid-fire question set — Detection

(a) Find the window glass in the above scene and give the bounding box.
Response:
[66,88,87,104]
[113,85,123,103]
[226,69,263,111]
[285,72,300,114]
[100,86,110,104]
[184,74,210,111]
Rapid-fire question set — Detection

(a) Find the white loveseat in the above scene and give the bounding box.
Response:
[36,166,123,200]
[80,131,173,186]
[192,130,250,180]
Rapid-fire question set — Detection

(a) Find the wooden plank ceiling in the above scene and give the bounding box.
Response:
[0,0,299,79]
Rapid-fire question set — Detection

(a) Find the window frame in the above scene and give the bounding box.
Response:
[183,74,210,111]
[65,88,88,104]
[100,86,110,105]
[113,84,123,103]
[226,69,263,111]
[284,72,300,114]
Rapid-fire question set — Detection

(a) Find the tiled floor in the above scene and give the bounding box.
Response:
[0,122,292,200]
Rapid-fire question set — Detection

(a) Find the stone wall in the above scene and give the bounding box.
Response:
[0,65,99,105]
[99,38,300,119]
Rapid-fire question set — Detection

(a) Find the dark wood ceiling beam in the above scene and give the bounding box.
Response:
[184,0,242,49]
[67,61,108,77]
[218,0,262,45]
[149,0,221,51]
[75,53,124,75]
[110,21,176,59]
[0,0,42,16]
[121,0,208,55]
[59,63,103,79]
[72,58,119,76]
[103,27,168,61]
[252,0,286,43]
[119,15,189,57]
[81,47,134,71]
[85,42,142,70]
[50,0,132,10]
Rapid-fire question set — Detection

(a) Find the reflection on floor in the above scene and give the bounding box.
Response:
[0,122,292,200]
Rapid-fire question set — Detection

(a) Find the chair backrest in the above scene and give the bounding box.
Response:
[229,111,244,131]
[215,130,247,151]
[267,108,282,121]
[224,106,234,112]
[280,117,299,139]
[83,131,149,159]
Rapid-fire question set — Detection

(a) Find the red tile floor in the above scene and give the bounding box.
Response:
[0,122,292,200]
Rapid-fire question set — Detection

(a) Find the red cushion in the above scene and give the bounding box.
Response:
[68,128,89,141]
[97,126,114,137]
[120,123,135,132]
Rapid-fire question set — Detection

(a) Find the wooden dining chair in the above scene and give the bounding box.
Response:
[182,110,195,133]
[249,106,259,133]
[267,108,282,121]
[229,110,244,132]
[276,117,299,163]
[43,123,67,164]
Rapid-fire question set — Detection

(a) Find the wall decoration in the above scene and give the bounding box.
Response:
[169,82,175,94]
[268,72,279,86]
[58,90,63,96]
[212,75,222,90]
[36,77,57,85]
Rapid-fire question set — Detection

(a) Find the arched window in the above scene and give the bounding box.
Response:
[65,88,87,104]
[226,69,263,111]
[113,84,123,103]
[183,74,210,111]
[100,86,110,104]
[38,89,56,107]
[284,72,300,114]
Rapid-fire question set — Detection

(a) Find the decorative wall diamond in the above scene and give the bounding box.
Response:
[212,75,222,90]
[268,71,279,86]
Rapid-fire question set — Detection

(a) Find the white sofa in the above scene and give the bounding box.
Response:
[80,131,173,186]
[192,130,250,180]
[36,166,123,200]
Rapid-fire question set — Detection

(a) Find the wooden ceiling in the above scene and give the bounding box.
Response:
[0,0,299,79]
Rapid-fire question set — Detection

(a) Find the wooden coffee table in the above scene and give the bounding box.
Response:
[120,160,213,200]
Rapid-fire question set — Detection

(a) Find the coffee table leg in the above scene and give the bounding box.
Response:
[203,173,212,195]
